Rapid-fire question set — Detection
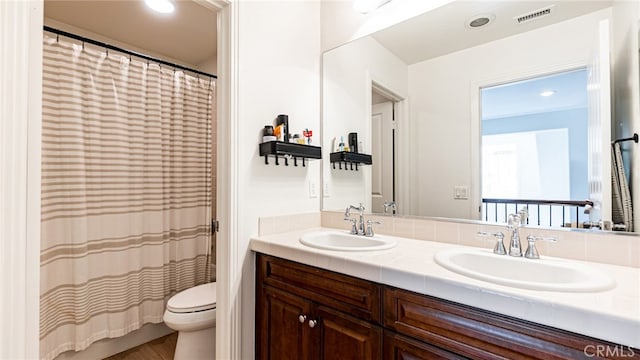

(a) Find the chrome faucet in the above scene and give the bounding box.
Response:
[507,208,529,257]
[383,201,397,215]
[483,208,558,259]
[507,214,522,257]
[518,208,528,225]
[344,203,366,235]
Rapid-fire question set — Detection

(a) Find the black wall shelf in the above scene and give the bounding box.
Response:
[330,151,372,171]
[259,141,321,166]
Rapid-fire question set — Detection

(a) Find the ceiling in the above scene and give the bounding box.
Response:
[365,1,609,119]
[481,68,588,120]
[44,0,217,69]
[372,0,612,65]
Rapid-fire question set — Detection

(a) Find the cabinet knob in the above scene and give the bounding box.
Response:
[308,319,317,328]
[298,315,307,323]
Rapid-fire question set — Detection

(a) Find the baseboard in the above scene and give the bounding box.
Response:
[54,323,175,360]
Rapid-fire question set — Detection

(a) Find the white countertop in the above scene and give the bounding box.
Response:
[250,227,640,348]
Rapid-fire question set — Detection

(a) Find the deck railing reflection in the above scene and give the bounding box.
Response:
[482,198,595,228]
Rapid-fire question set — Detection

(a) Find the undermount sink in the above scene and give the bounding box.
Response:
[300,231,397,251]
[434,248,616,292]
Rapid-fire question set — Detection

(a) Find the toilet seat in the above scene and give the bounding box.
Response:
[163,282,217,360]
[167,282,216,313]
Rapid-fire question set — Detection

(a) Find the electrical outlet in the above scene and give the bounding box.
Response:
[454,186,469,200]
[323,182,330,197]
[309,181,318,198]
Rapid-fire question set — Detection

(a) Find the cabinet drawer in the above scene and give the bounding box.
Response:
[384,330,466,360]
[257,254,381,323]
[384,287,638,360]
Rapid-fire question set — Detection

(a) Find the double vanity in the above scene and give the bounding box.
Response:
[250,1,640,357]
[251,216,640,359]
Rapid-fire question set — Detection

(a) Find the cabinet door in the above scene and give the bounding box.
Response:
[257,285,315,360]
[315,305,382,360]
[257,254,382,323]
[383,331,466,360]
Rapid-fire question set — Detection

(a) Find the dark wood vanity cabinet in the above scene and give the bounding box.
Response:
[256,253,639,360]
[384,287,640,360]
[314,305,382,359]
[256,254,383,360]
[383,331,465,360]
[258,285,315,360]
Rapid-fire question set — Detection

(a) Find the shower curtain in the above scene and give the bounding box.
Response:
[40,35,214,359]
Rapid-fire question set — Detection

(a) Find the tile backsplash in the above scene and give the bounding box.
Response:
[258,212,321,236]
[320,211,639,268]
[257,211,638,268]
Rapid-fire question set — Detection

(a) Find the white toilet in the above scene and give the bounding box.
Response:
[163,282,217,360]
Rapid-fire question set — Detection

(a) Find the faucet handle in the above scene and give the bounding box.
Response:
[366,220,381,237]
[524,235,557,259]
[345,218,358,235]
[478,231,506,255]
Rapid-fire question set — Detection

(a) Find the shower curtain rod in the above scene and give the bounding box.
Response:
[44,26,217,79]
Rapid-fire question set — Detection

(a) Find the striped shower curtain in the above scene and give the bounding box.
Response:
[40,35,214,359]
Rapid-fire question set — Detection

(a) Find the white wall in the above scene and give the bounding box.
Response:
[407,8,611,219]
[0,1,42,359]
[322,36,407,211]
[235,1,321,358]
[197,57,218,74]
[611,1,640,230]
[320,0,454,52]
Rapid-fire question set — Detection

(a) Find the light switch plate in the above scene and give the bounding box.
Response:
[323,182,330,197]
[454,186,469,200]
[309,181,318,198]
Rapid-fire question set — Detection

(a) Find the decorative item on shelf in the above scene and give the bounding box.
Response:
[274,124,286,142]
[330,151,372,171]
[259,141,321,167]
[262,125,276,142]
[303,128,313,144]
[275,114,289,142]
[348,132,358,153]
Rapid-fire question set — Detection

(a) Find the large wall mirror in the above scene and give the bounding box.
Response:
[322,0,639,233]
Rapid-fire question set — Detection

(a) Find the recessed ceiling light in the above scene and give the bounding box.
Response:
[540,90,556,97]
[144,0,174,14]
[465,14,495,29]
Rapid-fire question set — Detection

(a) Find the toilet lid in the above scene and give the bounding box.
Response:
[167,282,217,313]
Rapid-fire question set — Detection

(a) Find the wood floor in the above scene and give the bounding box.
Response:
[104,333,177,360]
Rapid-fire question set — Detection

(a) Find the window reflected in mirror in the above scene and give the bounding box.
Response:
[480,69,591,228]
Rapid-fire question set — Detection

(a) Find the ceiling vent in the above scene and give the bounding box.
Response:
[515,5,554,24]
